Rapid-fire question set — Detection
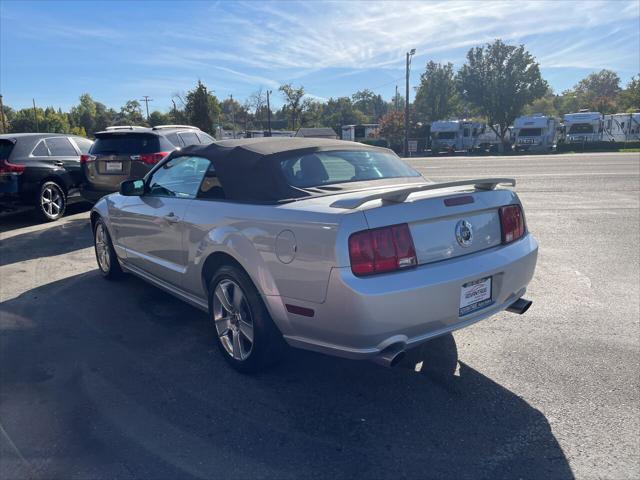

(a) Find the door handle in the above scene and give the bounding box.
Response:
[163,212,180,223]
[54,161,64,167]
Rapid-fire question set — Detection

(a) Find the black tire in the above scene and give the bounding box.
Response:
[35,180,66,221]
[93,219,124,280]
[209,264,284,373]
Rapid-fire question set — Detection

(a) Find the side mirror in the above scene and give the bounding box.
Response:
[120,179,145,196]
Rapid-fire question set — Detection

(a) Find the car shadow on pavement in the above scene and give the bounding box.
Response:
[0,272,574,480]
[0,217,92,267]
[0,203,92,234]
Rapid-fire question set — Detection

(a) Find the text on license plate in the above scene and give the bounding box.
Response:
[459,276,493,316]
[105,161,123,172]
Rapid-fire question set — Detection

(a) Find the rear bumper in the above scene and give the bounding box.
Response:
[281,234,538,359]
[80,183,115,203]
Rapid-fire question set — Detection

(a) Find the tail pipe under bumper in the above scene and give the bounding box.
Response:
[506,297,533,315]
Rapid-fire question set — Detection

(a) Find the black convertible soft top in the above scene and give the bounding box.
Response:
[170,138,420,203]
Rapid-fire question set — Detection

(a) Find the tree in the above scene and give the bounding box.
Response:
[301,99,324,127]
[248,87,267,129]
[279,83,305,130]
[378,110,405,152]
[320,97,367,136]
[148,110,172,127]
[70,94,98,135]
[352,89,388,122]
[184,80,221,134]
[573,69,621,113]
[616,75,639,112]
[458,39,548,148]
[117,100,146,126]
[523,89,560,117]
[414,61,460,122]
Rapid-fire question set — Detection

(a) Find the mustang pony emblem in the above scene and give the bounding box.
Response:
[455,220,474,247]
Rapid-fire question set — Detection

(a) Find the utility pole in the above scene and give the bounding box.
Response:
[404,48,416,157]
[0,94,6,133]
[171,99,177,122]
[140,96,153,121]
[266,90,272,136]
[32,98,39,132]
[230,94,236,139]
[395,85,399,111]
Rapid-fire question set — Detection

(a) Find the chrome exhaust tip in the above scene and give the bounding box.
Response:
[506,297,533,315]
[372,344,406,368]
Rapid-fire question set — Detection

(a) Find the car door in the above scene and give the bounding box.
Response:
[116,155,210,285]
[45,137,83,186]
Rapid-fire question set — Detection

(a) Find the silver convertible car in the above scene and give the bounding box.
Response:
[91,138,538,372]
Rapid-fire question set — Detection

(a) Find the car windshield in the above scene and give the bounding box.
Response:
[91,134,162,154]
[568,123,594,134]
[519,128,542,136]
[280,150,420,189]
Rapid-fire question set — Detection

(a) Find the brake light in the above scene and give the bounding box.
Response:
[80,154,96,164]
[499,205,525,244]
[349,223,417,276]
[0,158,26,174]
[139,151,169,165]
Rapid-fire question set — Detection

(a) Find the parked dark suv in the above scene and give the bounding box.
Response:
[80,125,214,202]
[0,133,94,221]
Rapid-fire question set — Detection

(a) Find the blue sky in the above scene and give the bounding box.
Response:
[1,0,639,112]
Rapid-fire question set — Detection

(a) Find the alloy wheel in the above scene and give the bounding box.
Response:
[95,223,111,273]
[41,184,64,218]
[213,279,254,360]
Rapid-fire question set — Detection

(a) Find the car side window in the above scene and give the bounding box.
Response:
[197,132,216,145]
[31,140,50,157]
[165,132,183,147]
[179,131,200,146]
[197,161,226,200]
[46,137,78,156]
[147,156,210,199]
[72,137,93,154]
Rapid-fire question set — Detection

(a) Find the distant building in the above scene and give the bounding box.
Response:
[294,127,338,139]
[245,130,295,138]
[341,124,379,141]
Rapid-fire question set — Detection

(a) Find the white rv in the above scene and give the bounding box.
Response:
[563,111,603,143]
[341,124,380,141]
[430,120,483,152]
[603,113,640,142]
[475,124,513,151]
[513,114,559,151]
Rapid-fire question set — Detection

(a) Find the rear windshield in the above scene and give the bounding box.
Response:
[518,128,542,136]
[434,132,456,140]
[280,150,420,189]
[568,124,594,134]
[90,134,167,155]
[0,140,14,159]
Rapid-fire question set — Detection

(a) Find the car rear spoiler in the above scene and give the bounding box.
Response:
[330,178,516,209]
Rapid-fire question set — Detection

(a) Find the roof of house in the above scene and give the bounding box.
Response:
[294,127,338,138]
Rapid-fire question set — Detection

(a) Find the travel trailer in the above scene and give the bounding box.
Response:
[475,124,512,151]
[513,114,559,151]
[341,124,380,141]
[563,111,603,143]
[430,120,483,152]
[603,113,640,142]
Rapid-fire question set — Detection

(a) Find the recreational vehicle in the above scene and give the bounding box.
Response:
[563,111,603,144]
[475,124,513,151]
[430,120,483,153]
[341,124,380,141]
[603,113,640,142]
[513,114,559,151]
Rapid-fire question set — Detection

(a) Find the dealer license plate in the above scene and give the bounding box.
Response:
[459,277,493,316]
[105,161,123,172]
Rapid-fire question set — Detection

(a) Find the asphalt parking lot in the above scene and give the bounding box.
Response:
[0,152,638,479]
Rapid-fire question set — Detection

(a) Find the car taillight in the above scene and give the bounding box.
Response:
[0,158,26,174]
[349,223,417,276]
[139,151,169,165]
[499,205,525,244]
[80,154,96,164]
